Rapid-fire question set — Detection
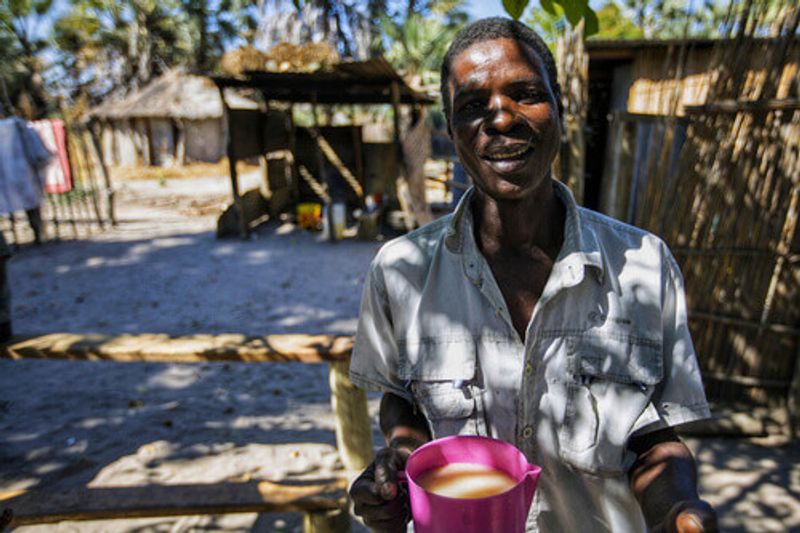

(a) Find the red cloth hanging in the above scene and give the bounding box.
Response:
[30,119,72,194]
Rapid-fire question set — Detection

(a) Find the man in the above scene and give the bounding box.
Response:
[349,17,717,533]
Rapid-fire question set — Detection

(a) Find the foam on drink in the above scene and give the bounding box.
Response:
[416,462,517,499]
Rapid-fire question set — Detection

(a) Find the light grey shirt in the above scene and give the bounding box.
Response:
[350,179,710,532]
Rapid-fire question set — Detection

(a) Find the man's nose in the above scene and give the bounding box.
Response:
[487,96,517,132]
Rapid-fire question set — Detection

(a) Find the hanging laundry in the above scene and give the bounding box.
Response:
[0,118,51,215]
[30,119,72,194]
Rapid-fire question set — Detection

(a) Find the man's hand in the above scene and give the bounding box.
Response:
[350,446,412,533]
[651,499,718,533]
[629,428,718,533]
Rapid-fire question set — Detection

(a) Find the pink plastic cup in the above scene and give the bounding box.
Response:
[399,435,541,533]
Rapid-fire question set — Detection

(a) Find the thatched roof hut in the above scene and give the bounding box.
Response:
[89,70,258,167]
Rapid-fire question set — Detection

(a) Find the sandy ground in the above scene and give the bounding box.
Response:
[1,174,798,532]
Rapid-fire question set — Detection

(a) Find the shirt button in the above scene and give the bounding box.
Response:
[522,426,533,439]
[524,363,533,377]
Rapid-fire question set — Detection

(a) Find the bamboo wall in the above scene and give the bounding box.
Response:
[624,40,800,117]
[619,14,800,412]
[588,34,797,412]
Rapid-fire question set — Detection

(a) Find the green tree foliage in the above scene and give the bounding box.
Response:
[504,0,598,36]
[593,1,643,39]
[180,0,258,73]
[382,0,467,84]
[0,0,55,117]
[52,0,191,101]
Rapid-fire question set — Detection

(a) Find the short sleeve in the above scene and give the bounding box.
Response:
[349,259,412,401]
[634,244,711,435]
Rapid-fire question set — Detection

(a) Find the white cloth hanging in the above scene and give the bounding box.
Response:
[0,118,51,214]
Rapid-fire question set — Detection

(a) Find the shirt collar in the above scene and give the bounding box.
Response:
[445,179,605,284]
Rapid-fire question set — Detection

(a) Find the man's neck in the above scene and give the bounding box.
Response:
[473,179,565,261]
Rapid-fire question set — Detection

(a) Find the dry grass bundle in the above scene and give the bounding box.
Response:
[264,42,339,73]
[221,46,270,76]
[222,42,340,76]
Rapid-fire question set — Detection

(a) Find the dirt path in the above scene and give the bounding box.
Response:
[1,176,797,532]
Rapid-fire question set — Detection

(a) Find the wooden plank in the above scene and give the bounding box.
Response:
[1,479,347,526]
[684,98,800,114]
[1,333,353,363]
[689,311,800,337]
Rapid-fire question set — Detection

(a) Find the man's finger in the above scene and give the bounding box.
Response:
[374,460,399,500]
[354,497,407,522]
[350,477,386,506]
[676,507,718,533]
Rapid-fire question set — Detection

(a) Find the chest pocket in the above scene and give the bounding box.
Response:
[401,338,487,439]
[558,336,663,476]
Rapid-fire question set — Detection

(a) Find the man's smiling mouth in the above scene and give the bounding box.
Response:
[482,144,532,161]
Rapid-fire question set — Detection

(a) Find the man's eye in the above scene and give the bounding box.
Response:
[459,100,484,113]
[517,90,545,104]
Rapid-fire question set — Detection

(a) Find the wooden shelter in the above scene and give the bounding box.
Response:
[211,57,434,239]
[582,34,800,431]
[88,70,258,167]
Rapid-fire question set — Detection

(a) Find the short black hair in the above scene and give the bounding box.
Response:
[440,17,562,125]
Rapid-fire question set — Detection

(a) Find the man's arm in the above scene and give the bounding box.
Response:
[628,427,718,533]
[350,393,431,532]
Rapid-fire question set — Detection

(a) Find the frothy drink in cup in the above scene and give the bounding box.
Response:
[402,436,541,533]
[417,462,518,499]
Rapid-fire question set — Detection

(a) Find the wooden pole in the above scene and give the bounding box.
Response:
[312,94,335,242]
[218,86,247,239]
[288,104,299,203]
[391,81,414,231]
[87,122,116,226]
[76,128,105,230]
[62,130,81,238]
[328,360,374,473]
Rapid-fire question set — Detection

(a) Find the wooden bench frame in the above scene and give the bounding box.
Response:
[1,333,375,532]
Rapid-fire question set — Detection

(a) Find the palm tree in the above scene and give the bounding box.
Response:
[0,0,55,117]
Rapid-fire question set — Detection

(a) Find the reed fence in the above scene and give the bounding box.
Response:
[2,122,114,248]
[599,4,800,429]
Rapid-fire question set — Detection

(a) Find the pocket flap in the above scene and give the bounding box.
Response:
[398,337,476,381]
[413,382,476,419]
[576,339,662,386]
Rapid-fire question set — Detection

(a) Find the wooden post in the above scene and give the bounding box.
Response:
[390,81,403,168]
[63,128,81,238]
[391,81,414,231]
[312,94,335,242]
[328,360,374,473]
[87,122,116,226]
[218,86,247,239]
[76,128,105,229]
[303,508,351,533]
[350,107,364,205]
[288,104,299,203]
[555,21,587,205]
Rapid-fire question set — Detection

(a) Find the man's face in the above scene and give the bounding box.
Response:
[448,38,561,201]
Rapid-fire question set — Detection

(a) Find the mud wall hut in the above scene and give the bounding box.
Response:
[88,70,258,167]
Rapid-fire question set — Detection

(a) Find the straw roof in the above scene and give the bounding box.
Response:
[213,57,434,105]
[89,69,258,120]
